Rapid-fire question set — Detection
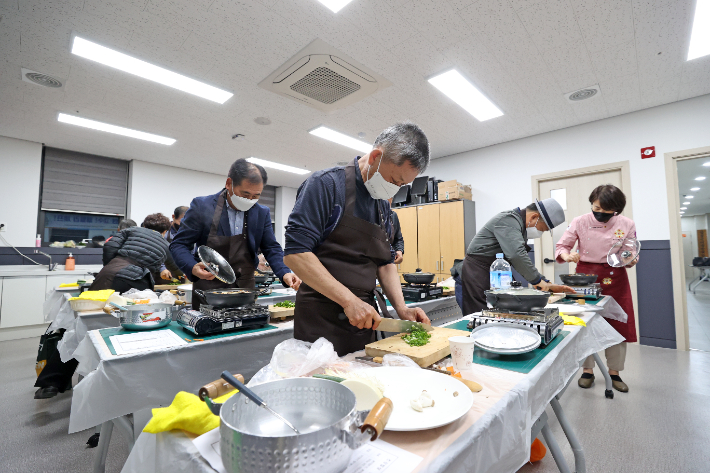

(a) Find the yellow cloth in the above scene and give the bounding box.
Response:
[69,289,114,302]
[143,390,238,435]
[59,283,79,288]
[561,315,587,327]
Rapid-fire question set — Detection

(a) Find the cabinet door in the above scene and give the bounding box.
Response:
[417,204,441,274]
[439,201,466,275]
[0,277,47,328]
[394,206,419,274]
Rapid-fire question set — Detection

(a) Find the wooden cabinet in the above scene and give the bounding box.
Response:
[0,277,46,328]
[393,200,475,279]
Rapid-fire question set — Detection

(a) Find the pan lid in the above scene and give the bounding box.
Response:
[198,245,236,284]
[607,238,641,268]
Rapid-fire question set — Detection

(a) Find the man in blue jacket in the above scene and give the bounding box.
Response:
[170,159,300,308]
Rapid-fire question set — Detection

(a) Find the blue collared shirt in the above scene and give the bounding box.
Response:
[226,205,245,236]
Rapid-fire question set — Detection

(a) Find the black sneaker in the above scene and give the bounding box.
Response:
[34,386,59,399]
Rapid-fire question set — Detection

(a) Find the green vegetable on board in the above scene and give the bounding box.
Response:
[402,326,432,347]
[274,300,295,308]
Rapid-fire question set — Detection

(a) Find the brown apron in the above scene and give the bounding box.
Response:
[89,256,144,291]
[461,208,531,315]
[192,190,255,309]
[294,163,393,356]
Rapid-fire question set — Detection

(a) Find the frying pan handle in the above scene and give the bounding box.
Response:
[221,370,264,407]
[193,289,206,303]
[256,287,272,297]
[361,397,393,441]
[199,374,243,401]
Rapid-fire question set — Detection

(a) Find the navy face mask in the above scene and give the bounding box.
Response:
[592,211,614,223]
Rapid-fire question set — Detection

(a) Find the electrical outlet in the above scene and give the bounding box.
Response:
[0,222,6,232]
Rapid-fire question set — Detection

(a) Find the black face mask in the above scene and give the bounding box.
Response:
[592,211,614,223]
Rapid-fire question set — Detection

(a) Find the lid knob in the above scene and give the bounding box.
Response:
[510,281,522,288]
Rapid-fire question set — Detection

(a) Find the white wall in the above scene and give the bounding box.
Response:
[274,186,298,246]
[428,94,710,242]
[0,136,42,246]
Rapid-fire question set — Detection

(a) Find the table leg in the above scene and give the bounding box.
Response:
[541,421,573,473]
[550,397,586,473]
[92,421,113,473]
[592,353,614,399]
[112,415,135,451]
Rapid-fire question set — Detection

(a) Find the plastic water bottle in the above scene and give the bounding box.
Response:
[490,253,512,289]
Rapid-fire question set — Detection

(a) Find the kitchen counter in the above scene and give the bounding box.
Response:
[0,264,101,277]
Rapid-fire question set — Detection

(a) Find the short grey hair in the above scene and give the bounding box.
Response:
[118,218,137,230]
[373,122,430,172]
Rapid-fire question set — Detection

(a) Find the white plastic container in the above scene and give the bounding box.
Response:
[489,253,512,289]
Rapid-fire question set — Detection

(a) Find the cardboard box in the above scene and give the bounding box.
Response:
[437,181,471,201]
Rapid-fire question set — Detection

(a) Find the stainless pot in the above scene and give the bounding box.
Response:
[104,302,178,330]
[219,377,393,473]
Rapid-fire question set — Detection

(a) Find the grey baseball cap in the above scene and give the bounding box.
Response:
[535,198,565,230]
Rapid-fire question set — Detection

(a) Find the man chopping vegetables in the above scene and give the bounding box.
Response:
[284,123,431,356]
[170,159,301,309]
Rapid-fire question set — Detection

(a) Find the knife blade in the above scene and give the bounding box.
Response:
[377,318,434,333]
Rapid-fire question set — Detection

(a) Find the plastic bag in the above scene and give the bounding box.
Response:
[381,353,421,369]
[122,289,160,301]
[159,291,177,304]
[247,338,339,387]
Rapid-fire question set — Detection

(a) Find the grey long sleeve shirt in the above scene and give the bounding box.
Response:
[465,208,544,285]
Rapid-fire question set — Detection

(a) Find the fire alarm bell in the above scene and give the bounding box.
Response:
[641,146,655,159]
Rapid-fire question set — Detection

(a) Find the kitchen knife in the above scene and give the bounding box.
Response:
[377,318,434,333]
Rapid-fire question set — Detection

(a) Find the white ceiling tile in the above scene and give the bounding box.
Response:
[342,0,415,48]
[0,0,18,11]
[678,59,710,100]
[631,0,683,15]
[68,11,134,49]
[556,74,599,95]
[127,11,192,49]
[446,0,477,11]
[398,0,473,49]
[539,40,597,85]
[599,73,641,115]
[589,40,637,80]
[18,0,83,19]
[82,0,147,24]
[532,97,578,129]
[569,94,608,122]
[633,0,693,58]
[569,0,634,52]
[515,0,584,51]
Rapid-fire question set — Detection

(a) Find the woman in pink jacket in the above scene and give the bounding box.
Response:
[555,185,638,393]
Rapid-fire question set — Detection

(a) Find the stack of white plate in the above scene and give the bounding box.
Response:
[469,323,541,355]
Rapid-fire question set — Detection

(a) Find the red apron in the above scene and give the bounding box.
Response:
[576,261,637,343]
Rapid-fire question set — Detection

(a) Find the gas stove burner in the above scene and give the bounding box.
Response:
[177,304,270,336]
[468,307,564,345]
[401,282,443,302]
[565,283,602,300]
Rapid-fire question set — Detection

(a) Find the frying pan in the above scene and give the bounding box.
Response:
[194,287,271,308]
[403,268,435,285]
[559,273,598,286]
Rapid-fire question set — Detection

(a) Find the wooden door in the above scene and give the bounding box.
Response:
[538,170,623,283]
[417,204,441,274]
[439,201,465,275]
[394,206,418,274]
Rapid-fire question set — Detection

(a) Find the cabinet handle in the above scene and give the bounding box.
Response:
[436,260,439,271]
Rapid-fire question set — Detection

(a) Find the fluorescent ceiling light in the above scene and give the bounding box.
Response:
[688,0,710,60]
[687,195,695,198]
[681,207,688,210]
[680,211,685,214]
[58,113,175,145]
[247,157,310,175]
[695,176,706,181]
[316,0,354,13]
[690,187,700,191]
[309,126,371,153]
[703,162,710,166]
[428,69,503,121]
[71,36,233,104]
[683,202,691,205]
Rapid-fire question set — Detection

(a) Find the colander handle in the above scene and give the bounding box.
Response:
[360,397,394,441]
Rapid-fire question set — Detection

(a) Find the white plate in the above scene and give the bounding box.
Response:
[361,367,474,431]
[546,304,586,315]
[470,324,540,350]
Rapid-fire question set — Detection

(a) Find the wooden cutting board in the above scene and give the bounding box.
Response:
[268,305,295,319]
[365,326,471,367]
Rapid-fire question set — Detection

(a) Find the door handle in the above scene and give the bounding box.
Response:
[544,258,555,264]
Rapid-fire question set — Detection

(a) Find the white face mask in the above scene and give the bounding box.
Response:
[526,216,544,239]
[364,156,401,200]
[229,192,258,211]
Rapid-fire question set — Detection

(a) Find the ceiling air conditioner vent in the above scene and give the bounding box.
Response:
[565,84,601,102]
[259,39,392,113]
[22,68,63,88]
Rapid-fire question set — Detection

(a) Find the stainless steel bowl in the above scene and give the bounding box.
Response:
[219,378,390,473]
[106,302,175,330]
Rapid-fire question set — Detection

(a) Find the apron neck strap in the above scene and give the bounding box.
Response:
[210,190,227,236]
[344,163,358,215]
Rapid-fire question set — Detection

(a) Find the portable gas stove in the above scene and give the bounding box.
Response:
[564,283,603,301]
[467,307,564,345]
[401,282,443,302]
[176,303,270,336]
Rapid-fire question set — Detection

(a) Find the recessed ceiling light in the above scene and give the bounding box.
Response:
[428,69,503,121]
[681,207,688,210]
[316,0,355,13]
[71,36,233,103]
[688,0,710,60]
[309,126,371,153]
[695,176,706,181]
[683,202,691,205]
[58,113,175,145]
[680,211,685,214]
[690,187,700,191]
[703,162,710,166]
[687,195,695,198]
[247,157,310,175]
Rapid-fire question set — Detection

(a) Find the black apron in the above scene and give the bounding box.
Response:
[294,163,392,356]
[461,208,531,315]
[192,191,256,309]
[89,256,150,291]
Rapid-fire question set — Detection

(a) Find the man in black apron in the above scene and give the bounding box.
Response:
[170,159,300,308]
[461,199,575,315]
[284,123,431,356]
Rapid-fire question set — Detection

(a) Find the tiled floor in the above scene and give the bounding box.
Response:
[688,283,710,352]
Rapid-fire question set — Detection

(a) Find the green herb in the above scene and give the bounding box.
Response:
[274,300,295,308]
[402,327,432,347]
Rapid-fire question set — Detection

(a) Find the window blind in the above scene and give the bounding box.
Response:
[261,185,276,222]
[41,147,129,215]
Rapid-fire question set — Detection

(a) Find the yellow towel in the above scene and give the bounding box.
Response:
[561,315,586,327]
[59,283,79,288]
[143,390,238,435]
[69,289,114,302]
